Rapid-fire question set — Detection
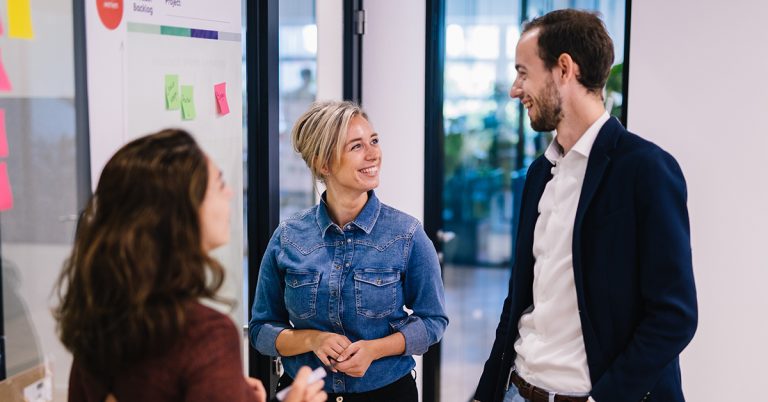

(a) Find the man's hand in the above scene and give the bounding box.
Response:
[333,340,378,377]
[309,332,352,371]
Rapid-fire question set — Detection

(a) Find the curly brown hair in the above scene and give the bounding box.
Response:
[54,129,227,380]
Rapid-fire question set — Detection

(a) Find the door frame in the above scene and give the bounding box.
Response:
[422,1,446,401]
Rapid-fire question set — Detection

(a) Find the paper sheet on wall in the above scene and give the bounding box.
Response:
[214,82,230,115]
[165,74,180,110]
[0,109,8,158]
[0,49,13,92]
[8,0,36,39]
[180,85,196,120]
[0,162,13,211]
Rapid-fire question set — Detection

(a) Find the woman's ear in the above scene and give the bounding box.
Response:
[319,164,331,177]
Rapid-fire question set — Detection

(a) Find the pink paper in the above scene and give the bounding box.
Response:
[0,109,8,158]
[214,82,230,115]
[0,162,13,211]
[0,49,12,92]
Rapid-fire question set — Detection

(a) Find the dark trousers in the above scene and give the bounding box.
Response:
[276,372,418,402]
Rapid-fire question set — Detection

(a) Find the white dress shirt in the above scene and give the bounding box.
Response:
[513,111,610,397]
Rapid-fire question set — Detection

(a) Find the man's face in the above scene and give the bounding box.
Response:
[511,29,563,132]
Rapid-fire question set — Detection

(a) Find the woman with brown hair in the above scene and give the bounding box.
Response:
[55,129,325,402]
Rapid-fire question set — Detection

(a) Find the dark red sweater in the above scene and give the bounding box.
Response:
[68,302,258,402]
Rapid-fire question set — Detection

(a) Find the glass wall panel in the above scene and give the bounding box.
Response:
[279,0,318,220]
[0,1,78,398]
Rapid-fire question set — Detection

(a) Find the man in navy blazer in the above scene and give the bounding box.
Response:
[474,9,697,402]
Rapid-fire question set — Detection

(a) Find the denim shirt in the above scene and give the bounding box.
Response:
[249,191,448,393]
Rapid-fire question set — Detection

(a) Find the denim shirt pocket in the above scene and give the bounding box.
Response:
[353,268,401,318]
[284,269,321,319]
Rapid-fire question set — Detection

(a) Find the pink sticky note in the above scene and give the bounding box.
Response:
[214,82,230,115]
[0,162,13,211]
[0,49,12,92]
[0,109,8,158]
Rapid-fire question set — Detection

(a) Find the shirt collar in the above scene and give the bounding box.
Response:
[316,190,381,235]
[544,111,611,163]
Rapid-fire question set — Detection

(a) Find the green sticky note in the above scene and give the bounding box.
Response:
[181,85,196,120]
[165,74,180,110]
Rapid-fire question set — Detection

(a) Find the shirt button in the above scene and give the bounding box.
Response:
[346,225,352,230]
[376,279,382,285]
[346,238,351,243]
[345,262,350,267]
[335,265,341,270]
[336,380,342,385]
[292,280,298,286]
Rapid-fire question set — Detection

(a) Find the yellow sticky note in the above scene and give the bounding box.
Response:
[165,75,180,110]
[181,85,196,120]
[9,0,35,40]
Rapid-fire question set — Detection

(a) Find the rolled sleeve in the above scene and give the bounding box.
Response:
[249,225,292,357]
[396,223,448,356]
[396,315,430,355]
[253,323,288,356]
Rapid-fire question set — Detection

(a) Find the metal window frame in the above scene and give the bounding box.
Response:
[246,0,281,397]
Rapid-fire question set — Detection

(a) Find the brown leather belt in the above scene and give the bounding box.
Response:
[509,370,589,402]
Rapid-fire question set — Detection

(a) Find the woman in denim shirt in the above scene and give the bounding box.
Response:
[250,101,448,401]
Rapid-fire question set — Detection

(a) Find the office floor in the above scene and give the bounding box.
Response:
[440,264,511,402]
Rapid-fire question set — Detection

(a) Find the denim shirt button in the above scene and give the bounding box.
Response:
[345,225,352,230]
[345,262,350,267]
[335,265,341,270]
[346,238,351,243]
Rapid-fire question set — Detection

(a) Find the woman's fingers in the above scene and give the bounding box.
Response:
[304,376,326,402]
[244,377,267,402]
[308,391,328,402]
[336,342,360,363]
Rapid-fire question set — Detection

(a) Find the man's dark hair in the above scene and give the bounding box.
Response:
[523,9,614,94]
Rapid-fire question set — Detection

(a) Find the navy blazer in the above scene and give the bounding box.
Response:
[475,118,698,402]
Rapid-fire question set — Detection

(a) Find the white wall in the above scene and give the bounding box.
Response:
[628,2,768,400]
[316,0,344,102]
[361,0,427,398]
[362,0,426,222]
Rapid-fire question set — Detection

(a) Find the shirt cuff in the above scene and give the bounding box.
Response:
[397,317,429,355]
[254,323,289,356]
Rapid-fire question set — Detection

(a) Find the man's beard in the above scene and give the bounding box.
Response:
[530,77,563,132]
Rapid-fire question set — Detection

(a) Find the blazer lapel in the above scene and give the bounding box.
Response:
[574,117,623,235]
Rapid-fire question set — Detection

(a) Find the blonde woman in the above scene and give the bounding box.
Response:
[250,101,447,402]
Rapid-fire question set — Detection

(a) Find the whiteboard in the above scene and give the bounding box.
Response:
[85,0,245,323]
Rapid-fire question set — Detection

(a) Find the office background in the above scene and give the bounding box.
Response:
[1,0,765,401]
